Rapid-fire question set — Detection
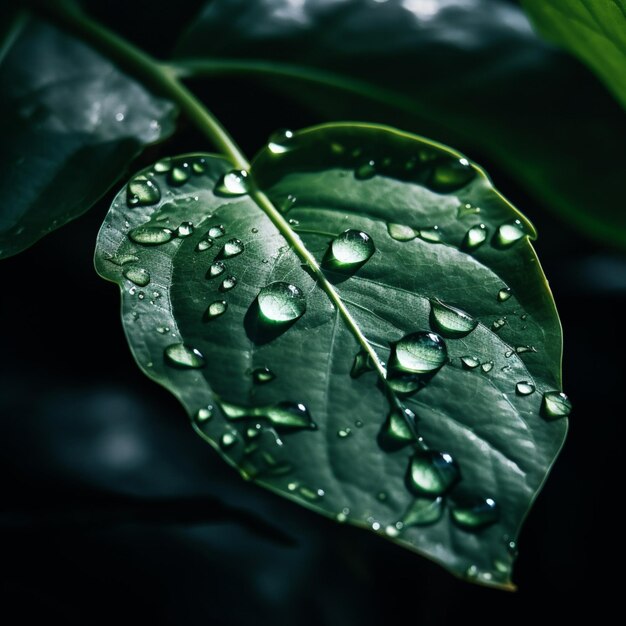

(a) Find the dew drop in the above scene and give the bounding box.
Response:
[463,224,488,250]
[156,326,170,334]
[195,406,214,422]
[457,202,480,218]
[541,391,572,420]
[330,229,375,266]
[107,253,139,266]
[207,261,226,278]
[196,238,213,252]
[354,160,376,180]
[481,361,494,373]
[430,300,477,338]
[497,287,512,302]
[123,267,151,287]
[408,451,460,496]
[392,331,447,374]
[221,400,316,431]
[220,431,238,449]
[492,318,506,332]
[495,219,525,248]
[129,225,174,245]
[337,428,352,438]
[220,238,244,258]
[451,497,499,530]
[350,350,376,378]
[192,157,206,174]
[168,162,191,186]
[127,175,161,207]
[428,157,475,192]
[268,128,294,154]
[208,225,225,238]
[175,221,194,237]
[220,275,238,291]
[257,282,306,323]
[418,226,442,243]
[387,223,417,241]
[379,407,416,447]
[401,496,444,527]
[206,300,228,319]
[461,356,480,369]
[516,381,535,396]
[252,367,275,384]
[164,343,206,369]
[215,169,250,196]
[153,158,172,173]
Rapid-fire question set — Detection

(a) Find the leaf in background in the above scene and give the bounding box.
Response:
[0,15,177,259]
[173,0,626,248]
[95,123,568,588]
[522,0,626,110]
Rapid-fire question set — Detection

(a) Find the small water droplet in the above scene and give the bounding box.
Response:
[337,427,352,438]
[268,128,294,154]
[220,275,238,291]
[208,225,225,238]
[207,261,226,278]
[164,343,205,368]
[257,282,306,323]
[168,162,191,186]
[387,223,417,241]
[497,287,512,302]
[418,226,442,243]
[220,238,244,258]
[354,160,376,180]
[153,158,172,173]
[516,345,537,354]
[195,406,214,422]
[192,157,206,174]
[196,238,213,252]
[215,169,250,196]
[451,497,499,530]
[336,508,349,522]
[252,367,275,384]
[400,496,444,527]
[461,356,480,369]
[329,229,375,266]
[129,226,174,245]
[541,391,572,420]
[379,407,416,448]
[430,300,477,338]
[206,300,227,319]
[350,350,376,378]
[495,219,525,248]
[355,420,364,428]
[251,227,259,234]
[371,521,381,531]
[427,157,475,192]
[392,331,447,374]
[107,253,139,266]
[457,202,480,218]
[481,361,494,373]
[221,400,316,431]
[156,326,170,334]
[408,451,460,496]
[492,318,506,332]
[127,175,161,207]
[123,267,151,287]
[176,221,194,237]
[516,381,536,396]
[463,224,488,250]
[220,431,238,449]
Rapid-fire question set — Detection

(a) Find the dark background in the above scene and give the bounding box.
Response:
[0,1,623,624]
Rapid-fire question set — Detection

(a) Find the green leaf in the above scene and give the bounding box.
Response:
[95,123,567,588]
[522,0,626,110]
[173,0,626,248]
[0,15,177,259]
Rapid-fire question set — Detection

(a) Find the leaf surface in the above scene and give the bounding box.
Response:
[95,123,568,588]
[0,16,177,259]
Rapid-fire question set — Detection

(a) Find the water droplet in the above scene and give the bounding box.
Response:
[516,345,537,354]
[192,157,206,174]
[354,160,376,180]
[207,261,226,278]
[401,496,444,527]
[336,508,349,522]
[350,350,376,378]
[465,565,479,579]
[129,226,174,245]
[428,157,475,192]
[164,343,205,368]
[430,300,477,338]
[337,428,352,438]
[168,162,191,186]
[196,238,213,252]
[418,226,442,243]
[288,218,299,226]
[451,497,499,530]
[156,326,170,334]
[462,224,488,250]
[127,175,161,207]
[208,225,225,238]
[195,406,213,422]
[329,229,375,266]
[123,267,151,287]
[516,381,535,396]
[461,356,480,369]
[221,400,316,431]
[495,219,525,248]
[220,431,238,449]
[408,451,460,496]
[206,300,227,319]
[541,391,572,420]
[481,361,494,373]
[220,275,238,291]
[215,169,250,196]
[299,487,324,500]
[220,238,244,258]
[153,158,172,173]
[492,318,506,332]
[176,221,194,237]
[268,128,294,154]
[107,253,139,266]
[245,425,261,440]
[497,287,512,302]
[252,367,275,384]
[379,407,415,447]
[257,282,306,323]
[457,202,480,218]
[392,331,447,374]
[505,350,514,358]
[251,227,259,234]
[387,223,417,241]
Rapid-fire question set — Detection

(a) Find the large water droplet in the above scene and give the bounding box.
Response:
[268,128,294,154]
[457,202,480,218]
[192,157,206,174]
[215,169,250,196]
[541,391,572,420]
[481,361,494,373]
[123,267,151,287]
[428,157,475,192]
[330,229,375,266]
[129,225,174,245]
[164,343,205,368]
[492,318,506,332]
[206,300,227,319]
[207,261,226,278]
[495,220,525,248]
[392,331,447,374]
[387,223,417,241]
[220,238,244,258]
[252,367,275,384]
[430,300,477,338]
[401,496,444,527]
[257,282,306,323]
[516,381,535,396]
[219,275,238,291]
[221,400,316,431]
[451,497,499,530]
[463,224,488,250]
[168,162,191,186]
[408,450,460,496]
[354,160,376,180]
[497,287,512,302]
[350,350,376,378]
[176,221,194,237]
[127,175,161,207]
